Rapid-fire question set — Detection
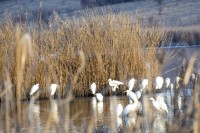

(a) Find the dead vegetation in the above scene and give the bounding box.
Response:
[0,12,166,100]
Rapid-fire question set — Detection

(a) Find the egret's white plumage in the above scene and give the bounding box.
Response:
[140,79,148,90]
[108,78,124,92]
[90,82,96,95]
[122,102,139,116]
[128,78,136,91]
[175,77,182,88]
[154,76,164,89]
[191,73,196,80]
[165,78,170,88]
[150,97,168,113]
[170,83,174,91]
[125,90,138,103]
[30,84,39,95]
[150,97,161,111]
[135,90,142,100]
[95,93,103,102]
[50,84,58,96]
[159,101,168,113]
[175,77,182,84]
[116,104,123,117]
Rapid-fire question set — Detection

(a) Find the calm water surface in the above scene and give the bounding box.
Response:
[0,88,194,133]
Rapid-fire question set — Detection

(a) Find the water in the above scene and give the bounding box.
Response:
[0,88,194,133]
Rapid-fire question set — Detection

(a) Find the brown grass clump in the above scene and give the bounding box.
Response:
[0,12,166,99]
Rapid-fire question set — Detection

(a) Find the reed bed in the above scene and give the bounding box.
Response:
[167,26,200,46]
[0,12,167,100]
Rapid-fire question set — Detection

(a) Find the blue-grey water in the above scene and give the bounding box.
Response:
[0,88,194,133]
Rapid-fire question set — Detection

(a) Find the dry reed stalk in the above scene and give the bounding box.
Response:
[4,69,13,133]
[0,12,166,99]
[193,71,199,133]
[15,26,33,127]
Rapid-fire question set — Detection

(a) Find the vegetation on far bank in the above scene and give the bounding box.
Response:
[0,12,169,100]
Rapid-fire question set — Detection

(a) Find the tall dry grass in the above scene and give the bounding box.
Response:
[0,12,166,100]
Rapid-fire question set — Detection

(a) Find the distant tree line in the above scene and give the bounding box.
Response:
[81,0,140,7]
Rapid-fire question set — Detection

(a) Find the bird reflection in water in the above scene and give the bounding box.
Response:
[28,99,41,133]
[50,99,59,123]
[152,115,167,133]
[97,102,103,116]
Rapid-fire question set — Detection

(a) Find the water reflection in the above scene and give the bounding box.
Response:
[116,116,122,129]
[50,99,59,123]
[28,101,41,133]
[152,115,166,133]
[123,115,136,128]
[0,88,196,132]
[97,102,103,116]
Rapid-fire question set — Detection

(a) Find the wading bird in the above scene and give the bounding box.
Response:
[122,102,139,117]
[191,73,196,80]
[125,90,138,103]
[50,84,58,96]
[154,76,164,90]
[135,89,143,100]
[116,104,123,117]
[175,77,182,88]
[165,78,170,88]
[128,78,136,91]
[140,79,148,91]
[108,78,124,92]
[95,93,103,102]
[90,82,96,95]
[150,97,168,113]
[30,84,39,96]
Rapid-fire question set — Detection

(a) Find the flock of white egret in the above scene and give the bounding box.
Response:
[28,73,196,129]
[29,83,58,97]
[89,73,196,126]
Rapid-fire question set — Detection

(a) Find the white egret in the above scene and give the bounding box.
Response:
[95,93,103,102]
[154,76,164,90]
[125,90,138,103]
[150,97,168,113]
[128,78,136,91]
[150,97,161,111]
[122,102,139,117]
[175,77,182,88]
[116,104,123,117]
[159,101,168,113]
[90,82,96,95]
[140,79,148,91]
[191,73,196,80]
[135,90,142,100]
[50,84,58,96]
[108,78,124,92]
[165,78,170,88]
[29,83,39,95]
